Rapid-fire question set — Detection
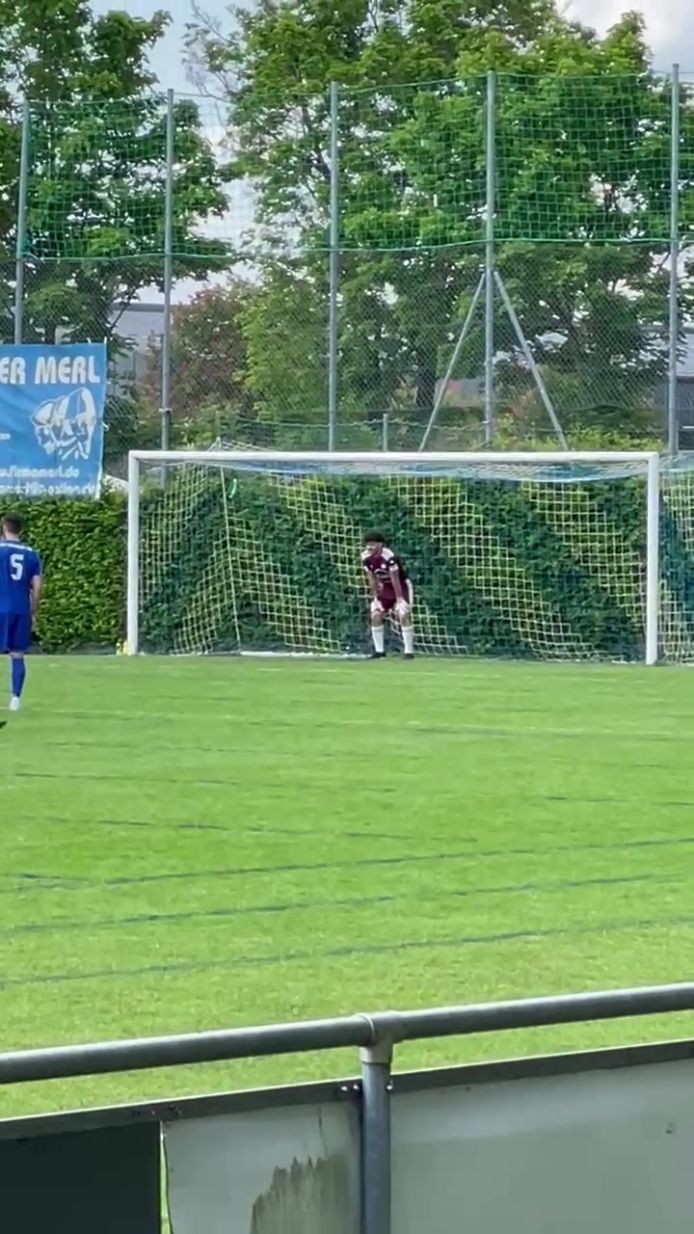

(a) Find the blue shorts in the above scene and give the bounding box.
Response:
[0,613,32,654]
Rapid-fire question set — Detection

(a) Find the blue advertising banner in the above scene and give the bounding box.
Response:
[0,343,106,498]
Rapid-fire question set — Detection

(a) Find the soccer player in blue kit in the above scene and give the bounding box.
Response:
[0,514,42,712]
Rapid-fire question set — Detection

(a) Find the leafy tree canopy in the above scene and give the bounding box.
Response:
[187,0,692,437]
[0,0,229,353]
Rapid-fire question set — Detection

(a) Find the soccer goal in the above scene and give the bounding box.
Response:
[126,449,671,665]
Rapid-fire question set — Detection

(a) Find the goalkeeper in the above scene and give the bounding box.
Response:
[361,531,415,659]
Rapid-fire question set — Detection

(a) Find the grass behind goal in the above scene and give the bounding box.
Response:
[2,654,694,1114]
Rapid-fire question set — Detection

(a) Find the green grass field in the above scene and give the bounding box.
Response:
[3,654,694,1117]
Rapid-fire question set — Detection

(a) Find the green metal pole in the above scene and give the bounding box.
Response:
[668,65,681,455]
[327,82,339,451]
[14,98,30,344]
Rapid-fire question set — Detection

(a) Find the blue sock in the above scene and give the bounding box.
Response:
[11,657,26,698]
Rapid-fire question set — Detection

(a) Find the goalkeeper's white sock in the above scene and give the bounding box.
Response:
[402,625,414,655]
[372,625,385,654]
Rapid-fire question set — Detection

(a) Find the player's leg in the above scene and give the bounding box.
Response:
[9,654,25,710]
[8,615,31,710]
[369,597,386,658]
[401,581,415,658]
[0,615,11,706]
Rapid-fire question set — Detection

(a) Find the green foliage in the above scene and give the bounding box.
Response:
[242,263,327,424]
[103,391,160,468]
[170,285,253,413]
[0,0,229,353]
[142,283,257,441]
[186,0,692,438]
[22,91,228,346]
[9,492,126,651]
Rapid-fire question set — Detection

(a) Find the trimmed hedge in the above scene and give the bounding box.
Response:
[7,494,126,652]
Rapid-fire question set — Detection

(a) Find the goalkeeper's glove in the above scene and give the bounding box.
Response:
[394,598,411,621]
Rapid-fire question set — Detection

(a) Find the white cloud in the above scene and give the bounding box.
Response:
[569,0,693,69]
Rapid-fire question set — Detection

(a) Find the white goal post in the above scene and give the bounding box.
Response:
[126,449,662,665]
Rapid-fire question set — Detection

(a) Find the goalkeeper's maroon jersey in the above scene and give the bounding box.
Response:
[362,547,411,610]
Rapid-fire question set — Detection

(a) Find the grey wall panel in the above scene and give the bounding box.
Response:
[392,1057,694,1234]
[0,1122,160,1234]
[164,1099,359,1234]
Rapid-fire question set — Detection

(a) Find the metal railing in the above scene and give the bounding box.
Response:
[3,982,694,1234]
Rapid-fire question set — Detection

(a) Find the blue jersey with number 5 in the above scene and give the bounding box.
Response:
[0,542,41,615]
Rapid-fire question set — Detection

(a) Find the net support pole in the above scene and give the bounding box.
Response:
[645,451,660,666]
[360,1036,392,1234]
[667,64,680,457]
[14,98,30,344]
[418,273,484,451]
[495,270,568,449]
[126,452,140,655]
[161,88,175,454]
[327,81,340,452]
[484,70,496,446]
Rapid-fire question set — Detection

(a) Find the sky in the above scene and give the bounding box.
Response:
[92,0,693,94]
[574,0,690,69]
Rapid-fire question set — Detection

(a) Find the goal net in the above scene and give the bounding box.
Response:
[127,449,672,665]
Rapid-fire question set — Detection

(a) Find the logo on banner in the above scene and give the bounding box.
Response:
[31,388,98,462]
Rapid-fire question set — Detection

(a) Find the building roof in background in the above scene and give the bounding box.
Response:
[114,302,165,346]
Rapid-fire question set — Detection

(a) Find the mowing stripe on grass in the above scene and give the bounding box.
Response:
[0,873,674,938]
[7,832,691,892]
[4,908,694,991]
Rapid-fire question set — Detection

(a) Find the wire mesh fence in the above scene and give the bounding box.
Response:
[6,69,693,463]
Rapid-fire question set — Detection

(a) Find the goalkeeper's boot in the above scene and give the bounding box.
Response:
[9,696,20,712]
[370,651,386,660]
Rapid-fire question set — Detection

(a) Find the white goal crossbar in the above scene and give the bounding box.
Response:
[126,449,661,665]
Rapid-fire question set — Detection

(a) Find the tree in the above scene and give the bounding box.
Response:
[241,262,326,425]
[185,0,421,428]
[0,0,229,351]
[144,282,257,444]
[186,0,693,439]
[381,19,691,432]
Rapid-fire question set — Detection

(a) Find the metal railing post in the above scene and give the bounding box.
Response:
[360,1036,392,1234]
